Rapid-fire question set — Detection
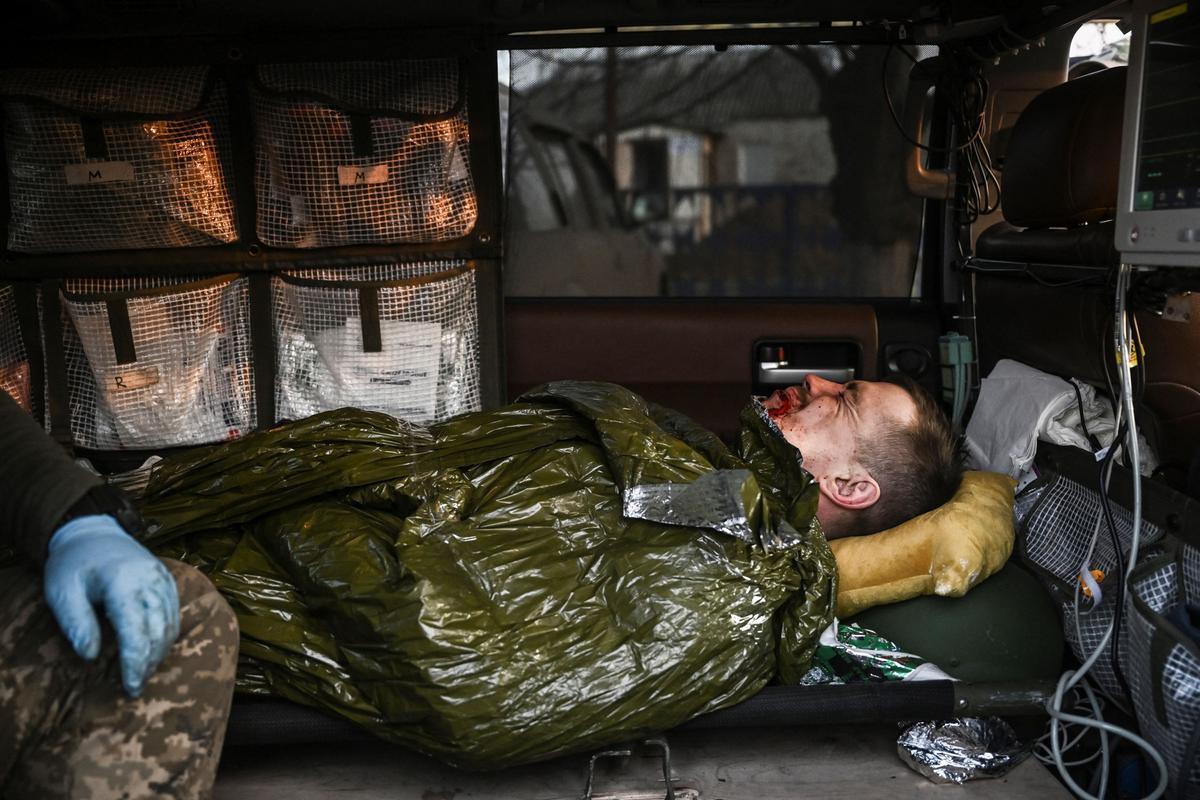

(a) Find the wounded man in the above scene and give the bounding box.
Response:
[141,376,961,769]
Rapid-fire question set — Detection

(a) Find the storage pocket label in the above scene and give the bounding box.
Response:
[337,164,389,186]
[63,161,136,185]
[109,365,161,392]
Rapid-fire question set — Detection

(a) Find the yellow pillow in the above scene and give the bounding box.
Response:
[828,471,1016,618]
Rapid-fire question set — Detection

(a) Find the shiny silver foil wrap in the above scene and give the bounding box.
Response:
[622,467,806,551]
[897,717,1029,784]
[623,469,758,544]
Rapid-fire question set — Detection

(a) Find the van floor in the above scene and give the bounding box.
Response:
[213,724,1070,799]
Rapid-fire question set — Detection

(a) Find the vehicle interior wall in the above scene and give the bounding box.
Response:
[6,5,1200,795]
[964,20,1200,492]
[1,4,1143,449]
[964,27,1078,250]
[499,25,1138,441]
[975,270,1200,488]
[500,38,952,430]
[0,31,510,459]
[3,4,1190,536]
[504,300,883,441]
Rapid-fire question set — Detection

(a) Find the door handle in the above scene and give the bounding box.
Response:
[757,366,855,386]
[753,340,861,394]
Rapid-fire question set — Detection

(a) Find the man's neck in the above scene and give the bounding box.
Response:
[816,496,855,539]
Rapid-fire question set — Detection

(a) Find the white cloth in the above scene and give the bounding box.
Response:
[964,359,1158,478]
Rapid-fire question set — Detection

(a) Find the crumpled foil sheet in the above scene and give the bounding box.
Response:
[897,717,1030,784]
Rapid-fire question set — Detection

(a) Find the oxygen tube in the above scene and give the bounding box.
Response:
[1041,263,1168,800]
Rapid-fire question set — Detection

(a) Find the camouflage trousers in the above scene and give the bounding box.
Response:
[0,558,238,800]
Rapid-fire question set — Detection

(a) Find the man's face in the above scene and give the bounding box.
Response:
[761,376,918,482]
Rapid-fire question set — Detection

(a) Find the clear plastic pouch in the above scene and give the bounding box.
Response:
[0,66,238,252]
[253,60,476,247]
[1127,545,1200,798]
[0,284,32,414]
[273,261,479,424]
[1016,471,1165,703]
[60,274,254,448]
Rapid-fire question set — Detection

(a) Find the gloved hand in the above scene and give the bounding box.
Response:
[44,515,181,698]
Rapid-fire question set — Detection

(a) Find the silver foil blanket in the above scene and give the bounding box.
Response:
[622,469,759,544]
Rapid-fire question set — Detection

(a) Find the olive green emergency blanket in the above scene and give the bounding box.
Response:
[141,381,836,768]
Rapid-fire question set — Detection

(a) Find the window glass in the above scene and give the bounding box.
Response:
[574,144,622,228]
[508,126,564,232]
[506,45,934,298]
[535,131,592,226]
[1069,20,1130,78]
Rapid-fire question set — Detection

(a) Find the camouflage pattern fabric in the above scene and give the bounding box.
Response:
[0,558,238,800]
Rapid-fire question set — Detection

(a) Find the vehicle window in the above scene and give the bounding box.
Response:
[1069,20,1131,78]
[535,130,592,226]
[505,45,935,298]
[574,143,622,228]
[508,125,564,232]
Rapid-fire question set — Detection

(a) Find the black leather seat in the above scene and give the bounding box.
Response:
[975,66,1126,266]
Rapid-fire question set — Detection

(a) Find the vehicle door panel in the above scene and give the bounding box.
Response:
[505,299,882,441]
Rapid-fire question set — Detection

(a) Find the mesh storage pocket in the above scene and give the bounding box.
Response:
[1016,472,1165,702]
[1127,546,1200,799]
[60,275,254,448]
[273,261,479,424]
[1,66,238,252]
[0,285,32,413]
[253,60,476,247]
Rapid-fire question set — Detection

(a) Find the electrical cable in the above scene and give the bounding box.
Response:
[1064,312,1138,714]
[882,35,1027,233]
[1036,687,1109,768]
[1100,313,1121,421]
[880,44,982,154]
[880,40,1003,226]
[1131,313,1146,405]
[1071,380,1103,453]
[1013,271,1111,289]
[1045,263,1169,800]
[1099,421,1133,706]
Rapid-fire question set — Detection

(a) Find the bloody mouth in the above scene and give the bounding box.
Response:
[766,389,797,419]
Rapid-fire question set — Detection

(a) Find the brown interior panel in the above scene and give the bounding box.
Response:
[1134,293,1200,471]
[505,300,879,441]
[974,276,1111,386]
[975,274,1200,474]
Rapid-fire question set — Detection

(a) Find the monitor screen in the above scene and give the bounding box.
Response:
[1133,3,1200,213]
[1118,0,1200,265]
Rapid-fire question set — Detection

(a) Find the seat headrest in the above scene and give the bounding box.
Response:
[1001,67,1127,229]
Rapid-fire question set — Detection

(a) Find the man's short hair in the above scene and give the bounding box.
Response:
[852,375,963,535]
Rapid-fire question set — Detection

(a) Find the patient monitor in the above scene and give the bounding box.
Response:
[1116,0,1200,267]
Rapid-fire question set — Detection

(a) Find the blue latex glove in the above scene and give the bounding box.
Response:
[44,515,181,698]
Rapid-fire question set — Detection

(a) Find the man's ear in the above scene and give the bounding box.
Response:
[817,470,880,511]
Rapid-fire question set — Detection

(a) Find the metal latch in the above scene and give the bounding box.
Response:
[581,737,700,800]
